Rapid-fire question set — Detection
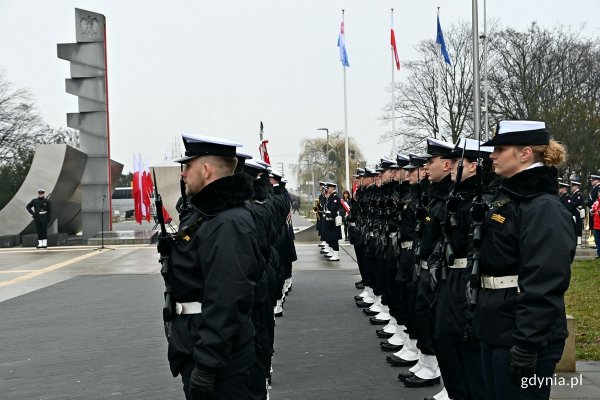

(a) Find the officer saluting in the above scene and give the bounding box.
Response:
[167,134,261,400]
[26,189,52,249]
[475,121,575,399]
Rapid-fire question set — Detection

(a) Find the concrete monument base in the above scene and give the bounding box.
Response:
[21,233,69,247]
[87,230,157,246]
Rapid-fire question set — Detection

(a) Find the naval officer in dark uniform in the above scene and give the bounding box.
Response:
[475,121,575,399]
[26,189,52,249]
[570,180,584,245]
[168,134,261,400]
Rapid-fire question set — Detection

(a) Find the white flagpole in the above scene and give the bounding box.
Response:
[472,0,481,141]
[437,7,443,139]
[391,9,396,155]
[343,9,350,192]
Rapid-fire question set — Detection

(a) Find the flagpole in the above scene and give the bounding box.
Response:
[436,7,442,138]
[482,0,489,141]
[342,9,350,192]
[391,8,396,155]
[472,0,481,142]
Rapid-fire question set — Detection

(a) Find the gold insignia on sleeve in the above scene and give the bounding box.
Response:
[425,216,431,222]
[491,213,506,224]
[183,235,191,241]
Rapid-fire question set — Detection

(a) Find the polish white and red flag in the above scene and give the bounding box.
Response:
[340,198,351,213]
[391,24,400,70]
[132,154,154,224]
[132,154,143,224]
[259,121,271,164]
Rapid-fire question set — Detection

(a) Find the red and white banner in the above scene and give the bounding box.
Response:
[132,154,153,224]
[340,198,351,213]
[391,26,400,70]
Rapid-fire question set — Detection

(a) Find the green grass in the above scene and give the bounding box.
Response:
[565,259,600,360]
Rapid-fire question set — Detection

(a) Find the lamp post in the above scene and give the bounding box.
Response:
[317,128,330,180]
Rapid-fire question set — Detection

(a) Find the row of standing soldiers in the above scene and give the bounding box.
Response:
[157,134,297,400]
[346,123,575,400]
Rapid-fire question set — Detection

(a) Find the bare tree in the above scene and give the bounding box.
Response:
[488,23,600,180]
[381,21,481,151]
[0,75,42,163]
[293,132,364,194]
[0,73,80,209]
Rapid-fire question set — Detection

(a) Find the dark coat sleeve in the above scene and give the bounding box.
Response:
[194,214,259,369]
[46,200,52,222]
[513,196,575,349]
[26,199,35,215]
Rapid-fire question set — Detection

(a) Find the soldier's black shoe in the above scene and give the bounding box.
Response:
[354,295,365,301]
[355,282,365,289]
[320,249,329,254]
[362,308,380,316]
[380,342,403,351]
[403,376,440,388]
[376,329,394,339]
[369,317,390,325]
[354,280,363,287]
[387,354,418,367]
[397,370,415,382]
[356,300,374,308]
[274,311,283,317]
[424,397,436,400]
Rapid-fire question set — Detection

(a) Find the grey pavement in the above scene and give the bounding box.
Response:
[0,217,598,399]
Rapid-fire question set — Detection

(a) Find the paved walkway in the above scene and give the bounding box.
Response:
[0,230,598,399]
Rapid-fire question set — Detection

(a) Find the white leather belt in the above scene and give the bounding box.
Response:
[350,222,356,226]
[176,302,203,315]
[370,232,374,237]
[38,211,47,214]
[419,260,428,269]
[481,275,518,290]
[389,232,397,238]
[449,258,468,269]
[401,241,413,249]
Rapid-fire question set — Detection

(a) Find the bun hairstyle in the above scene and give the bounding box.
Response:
[528,140,567,167]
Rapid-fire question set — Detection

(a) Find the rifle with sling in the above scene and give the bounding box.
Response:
[153,169,176,339]
[440,140,467,281]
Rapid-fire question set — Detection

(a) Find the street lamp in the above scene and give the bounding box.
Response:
[317,128,329,180]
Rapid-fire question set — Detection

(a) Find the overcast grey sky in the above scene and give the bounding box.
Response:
[1,0,599,188]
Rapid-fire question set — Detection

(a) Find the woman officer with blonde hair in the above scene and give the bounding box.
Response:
[473,121,576,399]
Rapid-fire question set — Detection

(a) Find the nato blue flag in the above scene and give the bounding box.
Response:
[436,15,452,66]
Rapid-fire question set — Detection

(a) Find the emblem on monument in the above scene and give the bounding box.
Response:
[79,15,100,37]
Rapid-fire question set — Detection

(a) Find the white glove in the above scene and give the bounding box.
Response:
[580,208,586,219]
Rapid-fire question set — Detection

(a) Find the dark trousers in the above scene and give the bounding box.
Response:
[35,217,48,240]
[180,340,255,400]
[327,240,339,251]
[480,340,564,400]
[415,267,436,354]
[364,253,383,296]
[594,229,600,257]
[382,252,401,313]
[249,302,272,400]
[283,262,292,280]
[355,244,370,286]
[435,338,487,400]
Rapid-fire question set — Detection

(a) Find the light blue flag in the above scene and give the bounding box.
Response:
[337,21,350,67]
[436,15,452,66]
